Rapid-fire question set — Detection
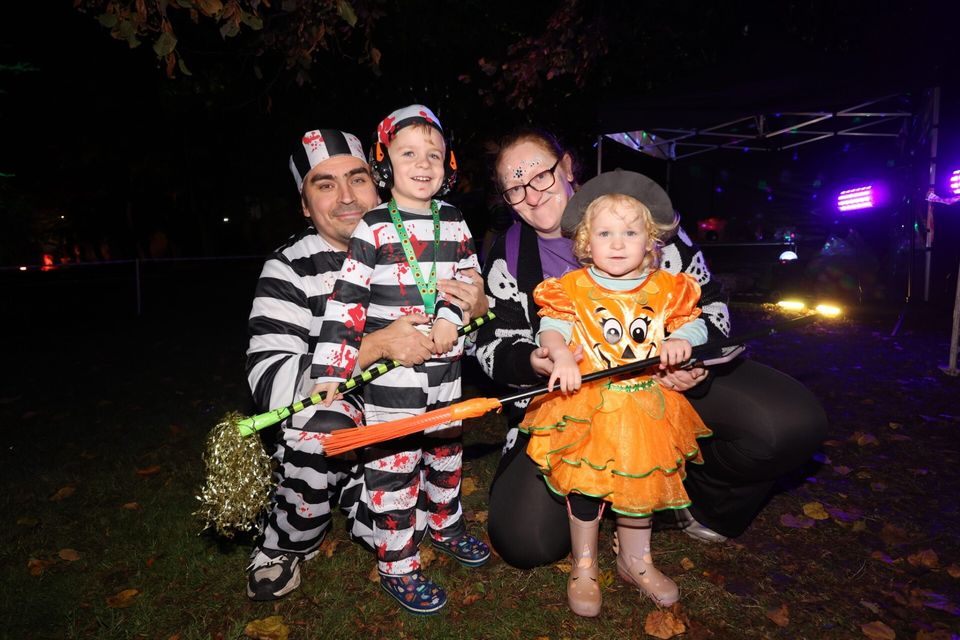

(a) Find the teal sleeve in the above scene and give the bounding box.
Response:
[666,318,708,347]
[535,317,573,346]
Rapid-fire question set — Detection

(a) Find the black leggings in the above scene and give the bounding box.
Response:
[486,358,828,569]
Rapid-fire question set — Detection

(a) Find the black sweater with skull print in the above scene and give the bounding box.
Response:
[475,221,730,429]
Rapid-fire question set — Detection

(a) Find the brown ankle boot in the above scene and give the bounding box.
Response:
[615,516,679,607]
[567,509,603,617]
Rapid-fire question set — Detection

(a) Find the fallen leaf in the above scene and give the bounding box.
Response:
[833,465,852,475]
[168,634,183,640]
[916,589,960,615]
[598,569,615,590]
[765,603,789,627]
[871,551,898,565]
[321,539,340,558]
[419,545,437,568]
[367,565,380,583]
[469,510,488,524]
[49,485,76,501]
[244,615,289,640]
[802,502,829,520]
[860,620,895,640]
[461,477,478,496]
[780,513,815,529]
[554,560,572,574]
[16,516,38,526]
[135,465,162,477]
[888,421,902,429]
[105,588,140,609]
[58,548,80,561]
[27,558,56,576]
[463,593,481,606]
[880,523,912,546]
[121,502,141,510]
[907,549,939,569]
[644,609,687,639]
[826,506,862,523]
[822,439,844,447]
[859,600,880,614]
[916,630,956,640]
[851,431,880,446]
[680,557,695,571]
[947,563,960,578]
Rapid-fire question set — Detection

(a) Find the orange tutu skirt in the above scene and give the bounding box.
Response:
[522,377,712,517]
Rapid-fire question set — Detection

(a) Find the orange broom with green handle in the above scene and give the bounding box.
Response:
[195,311,495,537]
[322,310,829,456]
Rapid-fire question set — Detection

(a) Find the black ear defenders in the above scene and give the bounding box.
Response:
[369,136,458,198]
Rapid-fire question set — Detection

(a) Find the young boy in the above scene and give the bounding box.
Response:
[311,105,489,615]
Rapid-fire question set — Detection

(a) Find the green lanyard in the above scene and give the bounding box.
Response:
[388,198,441,315]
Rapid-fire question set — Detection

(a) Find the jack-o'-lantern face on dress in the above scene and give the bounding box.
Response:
[582,287,663,370]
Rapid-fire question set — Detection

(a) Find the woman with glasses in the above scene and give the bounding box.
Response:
[474,128,828,570]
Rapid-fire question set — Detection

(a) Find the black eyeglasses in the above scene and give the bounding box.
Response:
[500,159,561,205]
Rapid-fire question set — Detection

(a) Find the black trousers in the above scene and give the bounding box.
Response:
[486,359,828,569]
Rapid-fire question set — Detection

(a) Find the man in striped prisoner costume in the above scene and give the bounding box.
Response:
[311,106,490,614]
[245,127,487,601]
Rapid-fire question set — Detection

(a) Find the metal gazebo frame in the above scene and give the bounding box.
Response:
[596,88,959,375]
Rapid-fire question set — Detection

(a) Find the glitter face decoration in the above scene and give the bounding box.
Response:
[503,158,544,185]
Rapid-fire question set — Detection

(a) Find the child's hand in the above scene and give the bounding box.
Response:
[309,381,343,407]
[548,351,582,394]
[429,319,458,355]
[659,339,692,369]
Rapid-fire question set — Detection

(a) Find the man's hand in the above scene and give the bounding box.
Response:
[656,366,708,392]
[358,314,433,368]
[438,268,488,323]
[530,344,584,377]
[310,381,343,407]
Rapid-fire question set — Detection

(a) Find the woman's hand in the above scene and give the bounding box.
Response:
[656,366,709,392]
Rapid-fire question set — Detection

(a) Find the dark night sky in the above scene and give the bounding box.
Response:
[2,1,959,300]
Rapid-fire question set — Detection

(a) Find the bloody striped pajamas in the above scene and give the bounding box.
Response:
[312,200,479,575]
[247,228,381,557]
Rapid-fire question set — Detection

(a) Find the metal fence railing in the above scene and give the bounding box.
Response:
[1,256,266,328]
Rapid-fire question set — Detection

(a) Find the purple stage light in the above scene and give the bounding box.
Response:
[950,169,960,195]
[837,185,875,212]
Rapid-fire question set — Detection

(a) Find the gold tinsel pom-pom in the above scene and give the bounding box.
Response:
[194,411,275,538]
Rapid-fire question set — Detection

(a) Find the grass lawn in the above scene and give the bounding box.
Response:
[2,302,958,639]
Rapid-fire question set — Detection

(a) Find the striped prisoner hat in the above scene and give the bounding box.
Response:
[376,104,443,145]
[289,129,367,193]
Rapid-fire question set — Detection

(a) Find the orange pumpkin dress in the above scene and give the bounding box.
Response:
[522,268,712,517]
